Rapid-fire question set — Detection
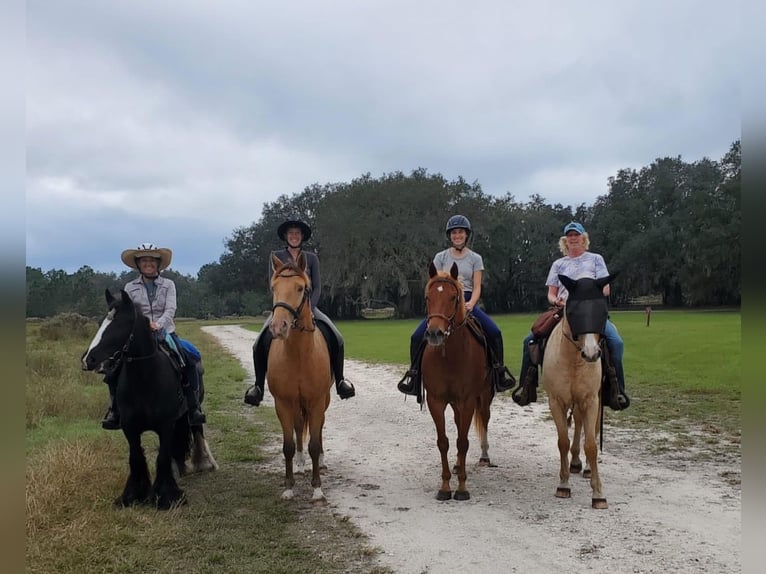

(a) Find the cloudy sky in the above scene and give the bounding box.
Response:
[25,0,740,276]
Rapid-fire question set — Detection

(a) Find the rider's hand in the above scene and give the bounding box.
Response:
[465,301,475,312]
[149,321,159,331]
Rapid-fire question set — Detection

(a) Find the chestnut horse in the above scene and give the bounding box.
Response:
[540,274,615,509]
[267,252,333,503]
[420,261,494,501]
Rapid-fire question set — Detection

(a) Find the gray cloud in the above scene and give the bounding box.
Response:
[26,0,741,274]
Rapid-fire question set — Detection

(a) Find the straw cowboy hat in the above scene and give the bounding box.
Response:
[120,243,173,271]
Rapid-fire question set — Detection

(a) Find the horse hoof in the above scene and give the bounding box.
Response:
[281,489,294,500]
[478,457,491,467]
[454,491,470,501]
[583,469,592,479]
[592,498,608,509]
[570,462,582,474]
[436,490,452,501]
[555,487,571,499]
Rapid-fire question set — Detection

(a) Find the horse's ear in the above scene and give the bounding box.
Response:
[271,252,284,272]
[297,251,307,271]
[428,261,437,278]
[558,274,577,294]
[595,272,618,291]
[450,262,459,280]
[105,288,114,304]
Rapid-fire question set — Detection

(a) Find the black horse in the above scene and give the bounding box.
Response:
[82,289,217,509]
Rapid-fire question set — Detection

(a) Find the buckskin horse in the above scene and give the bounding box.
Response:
[266,252,333,503]
[540,274,615,509]
[420,261,494,501]
[82,289,217,509]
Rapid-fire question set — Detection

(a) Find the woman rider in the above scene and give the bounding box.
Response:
[398,214,516,400]
[244,216,356,406]
[101,243,206,429]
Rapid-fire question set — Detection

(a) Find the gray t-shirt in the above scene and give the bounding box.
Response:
[432,248,484,293]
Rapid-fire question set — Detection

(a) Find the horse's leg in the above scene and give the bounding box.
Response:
[293,410,305,476]
[583,403,607,509]
[152,422,186,510]
[549,400,572,499]
[307,405,327,504]
[426,397,451,500]
[570,408,583,475]
[274,398,297,500]
[190,425,219,473]
[118,430,151,507]
[477,391,492,466]
[453,403,474,501]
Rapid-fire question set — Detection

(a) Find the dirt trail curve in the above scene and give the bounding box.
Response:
[202,325,741,574]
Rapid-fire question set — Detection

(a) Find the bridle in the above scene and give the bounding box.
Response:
[425,277,467,341]
[271,272,316,332]
[102,302,158,371]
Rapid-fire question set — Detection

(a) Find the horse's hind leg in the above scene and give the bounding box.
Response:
[118,431,151,507]
[190,425,219,473]
[570,409,583,475]
[476,391,492,466]
[152,423,187,510]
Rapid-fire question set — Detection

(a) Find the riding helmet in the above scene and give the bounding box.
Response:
[445,214,472,238]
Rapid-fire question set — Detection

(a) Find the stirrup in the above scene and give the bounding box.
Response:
[244,383,264,406]
[397,370,419,396]
[336,378,355,399]
[494,365,516,392]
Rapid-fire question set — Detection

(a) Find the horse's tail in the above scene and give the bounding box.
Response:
[472,407,487,446]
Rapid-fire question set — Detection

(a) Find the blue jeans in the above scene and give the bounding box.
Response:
[519,319,625,391]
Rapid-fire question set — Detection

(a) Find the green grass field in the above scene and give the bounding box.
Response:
[26,309,739,573]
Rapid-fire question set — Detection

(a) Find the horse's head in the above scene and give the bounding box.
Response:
[424,261,465,346]
[559,274,616,362]
[269,252,312,339]
[82,289,138,373]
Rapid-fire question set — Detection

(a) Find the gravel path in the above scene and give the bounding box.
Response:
[203,325,741,574]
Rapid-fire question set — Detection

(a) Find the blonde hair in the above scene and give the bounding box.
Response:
[558,232,590,256]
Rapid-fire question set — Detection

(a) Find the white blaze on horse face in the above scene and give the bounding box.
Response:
[82,312,114,368]
[580,333,601,362]
[437,285,444,292]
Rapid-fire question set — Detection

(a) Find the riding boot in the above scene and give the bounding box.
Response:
[603,349,630,411]
[397,337,424,398]
[182,361,206,425]
[101,373,121,430]
[488,333,516,392]
[317,320,355,400]
[245,329,272,406]
[512,340,538,406]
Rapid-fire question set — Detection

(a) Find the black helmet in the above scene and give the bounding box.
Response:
[445,214,472,238]
[277,216,312,242]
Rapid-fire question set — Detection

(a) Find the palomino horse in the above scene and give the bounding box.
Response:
[421,261,494,501]
[267,252,333,503]
[82,290,217,509]
[540,274,615,509]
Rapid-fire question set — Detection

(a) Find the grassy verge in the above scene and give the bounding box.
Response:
[26,320,389,574]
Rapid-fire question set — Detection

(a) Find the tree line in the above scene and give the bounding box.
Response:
[26,140,740,319]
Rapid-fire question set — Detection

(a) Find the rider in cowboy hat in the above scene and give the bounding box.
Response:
[244,216,356,406]
[101,243,206,429]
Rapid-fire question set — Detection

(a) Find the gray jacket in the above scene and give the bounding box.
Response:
[124,275,177,334]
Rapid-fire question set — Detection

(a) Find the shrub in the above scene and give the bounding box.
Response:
[38,313,97,341]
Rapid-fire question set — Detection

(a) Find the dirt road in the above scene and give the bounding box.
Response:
[203,325,741,574]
